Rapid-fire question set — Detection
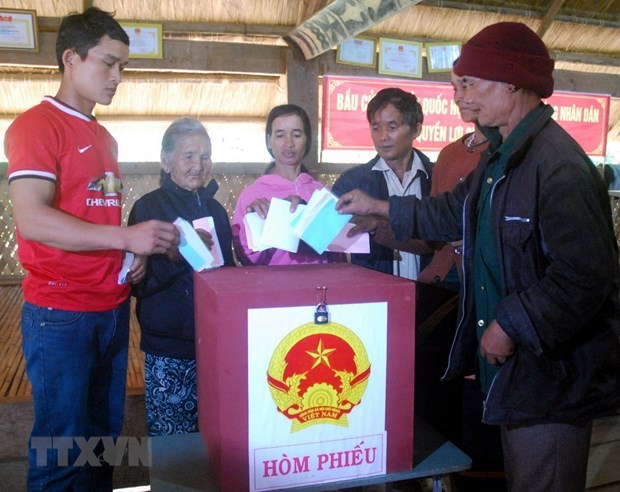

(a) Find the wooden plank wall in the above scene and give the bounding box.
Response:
[588,414,620,490]
[0,284,30,401]
[0,284,145,403]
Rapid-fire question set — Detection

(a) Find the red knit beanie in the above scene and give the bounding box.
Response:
[454,22,555,98]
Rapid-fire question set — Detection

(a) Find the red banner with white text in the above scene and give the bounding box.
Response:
[321,75,610,156]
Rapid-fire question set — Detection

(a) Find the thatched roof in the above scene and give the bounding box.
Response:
[0,0,619,157]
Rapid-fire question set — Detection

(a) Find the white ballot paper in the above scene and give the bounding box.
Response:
[259,198,306,253]
[173,217,216,271]
[117,251,135,284]
[192,216,224,267]
[243,212,269,252]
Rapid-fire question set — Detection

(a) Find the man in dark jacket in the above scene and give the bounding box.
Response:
[337,22,620,492]
[332,87,433,279]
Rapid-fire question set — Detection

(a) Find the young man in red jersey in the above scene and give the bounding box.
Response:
[5,8,178,490]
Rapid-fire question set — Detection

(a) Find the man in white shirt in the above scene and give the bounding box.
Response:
[332,87,433,279]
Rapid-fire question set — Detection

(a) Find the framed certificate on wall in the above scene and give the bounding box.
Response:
[121,22,163,59]
[0,9,38,52]
[336,36,376,68]
[378,38,423,78]
[426,42,461,72]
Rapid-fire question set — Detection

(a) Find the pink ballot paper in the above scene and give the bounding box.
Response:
[326,223,370,253]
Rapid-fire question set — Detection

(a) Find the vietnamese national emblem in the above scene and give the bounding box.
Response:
[267,321,371,432]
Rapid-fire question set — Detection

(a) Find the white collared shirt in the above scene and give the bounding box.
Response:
[372,152,427,280]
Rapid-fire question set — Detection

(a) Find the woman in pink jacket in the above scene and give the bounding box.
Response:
[232,104,341,266]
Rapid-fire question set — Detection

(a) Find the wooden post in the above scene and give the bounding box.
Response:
[286,45,319,170]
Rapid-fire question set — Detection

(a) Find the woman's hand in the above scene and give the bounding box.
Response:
[284,195,304,213]
[246,195,305,218]
[246,198,271,219]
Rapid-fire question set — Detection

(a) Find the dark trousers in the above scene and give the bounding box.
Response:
[414,282,462,444]
[455,379,507,491]
[501,420,592,492]
[415,283,507,492]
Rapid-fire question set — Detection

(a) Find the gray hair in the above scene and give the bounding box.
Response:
[161,117,209,164]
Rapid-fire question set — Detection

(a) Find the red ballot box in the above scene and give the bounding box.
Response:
[194,263,415,491]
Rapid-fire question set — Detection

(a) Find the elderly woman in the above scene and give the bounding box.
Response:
[232,104,342,265]
[129,118,234,436]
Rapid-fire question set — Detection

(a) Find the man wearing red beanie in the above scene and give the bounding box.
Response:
[337,21,620,492]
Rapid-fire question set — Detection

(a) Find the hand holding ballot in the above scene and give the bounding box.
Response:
[174,218,216,271]
[348,214,383,237]
[243,190,370,255]
[245,195,305,219]
[173,217,226,272]
[195,227,214,250]
[242,197,305,253]
[245,197,271,219]
[335,189,390,218]
[291,188,352,254]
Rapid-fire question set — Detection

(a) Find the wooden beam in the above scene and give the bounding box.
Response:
[537,0,567,37]
[319,50,620,98]
[36,16,291,38]
[419,0,620,28]
[0,32,287,76]
[0,32,57,68]
[128,39,286,75]
[553,51,620,69]
[297,0,332,24]
[0,69,280,89]
[286,45,320,169]
[553,70,620,98]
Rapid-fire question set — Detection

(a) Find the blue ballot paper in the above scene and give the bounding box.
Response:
[291,188,352,254]
[173,217,216,271]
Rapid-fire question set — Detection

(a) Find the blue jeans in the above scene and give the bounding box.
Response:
[21,300,130,491]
